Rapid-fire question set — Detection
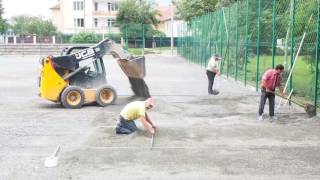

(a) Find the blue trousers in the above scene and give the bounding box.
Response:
[206,70,216,94]
[116,116,137,134]
[259,89,275,116]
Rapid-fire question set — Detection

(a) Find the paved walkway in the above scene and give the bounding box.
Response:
[0,54,319,180]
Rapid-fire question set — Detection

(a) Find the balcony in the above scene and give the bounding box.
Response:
[93,0,119,16]
[93,11,117,17]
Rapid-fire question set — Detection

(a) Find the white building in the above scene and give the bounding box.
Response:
[156,6,185,37]
[50,0,120,34]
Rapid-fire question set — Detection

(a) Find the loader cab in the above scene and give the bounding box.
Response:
[62,46,107,88]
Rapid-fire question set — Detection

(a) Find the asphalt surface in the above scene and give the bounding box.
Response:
[0,53,320,180]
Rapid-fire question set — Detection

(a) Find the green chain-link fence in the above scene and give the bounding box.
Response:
[97,23,176,55]
[119,23,176,55]
[177,0,320,112]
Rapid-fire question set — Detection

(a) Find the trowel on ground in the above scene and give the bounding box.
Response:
[44,146,61,168]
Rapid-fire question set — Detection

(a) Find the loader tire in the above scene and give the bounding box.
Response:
[61,86,84,109]
[96,85,117,106]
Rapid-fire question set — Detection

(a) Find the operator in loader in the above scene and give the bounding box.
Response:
[116,98,155,135]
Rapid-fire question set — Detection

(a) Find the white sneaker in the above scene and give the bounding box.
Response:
[258,115,264,121]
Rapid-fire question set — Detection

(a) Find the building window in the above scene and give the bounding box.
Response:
[94,18,98,27]
[108,2,118,11]
[107,19,114,27]
[74,18,84,27]
[108,3,111,11]
[73,1,84,11]
[94,2,98,11]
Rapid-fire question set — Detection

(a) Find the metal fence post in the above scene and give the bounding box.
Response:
[125,24,128,50]
[227,6,231,78]
[256,0,262,91]
[195,20,198,63]
[220,10,224,73]
[314,0,320,112]
[209,12,212,59]
[214,12,218,55]
[206,13,210,66]
[192,21,194,61]
[271,0,276,68]
[191,21,193,61]
[235,0,240,81]
[289,0,296,93]
[142,23,145,55]
[198,17,201,64]
[244,0,250,85]
[201,15,206,66]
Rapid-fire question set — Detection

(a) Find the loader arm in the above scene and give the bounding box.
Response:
[51,39,150,98]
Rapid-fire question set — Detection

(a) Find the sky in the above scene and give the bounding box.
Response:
[2,0,172,19]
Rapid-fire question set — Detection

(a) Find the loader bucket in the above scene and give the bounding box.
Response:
[117,56,146,79]
[117,56,151,98]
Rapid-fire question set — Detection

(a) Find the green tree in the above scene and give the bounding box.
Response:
[0,0,3,23]
[70,32,100,43]
[0,0,8,34]
[12,15,57,36]
[28,18,57,36]
[116,0,160,38]
[173,0,219,21]
[0,19,9,34]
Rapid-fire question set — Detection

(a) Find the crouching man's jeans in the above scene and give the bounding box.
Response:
[116,116,137,134]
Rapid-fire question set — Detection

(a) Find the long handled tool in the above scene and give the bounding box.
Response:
[276,14,313,111]
[44,146,61,168]
[276,89,294,113]
[277,32,306,109]
[150,132,155,150]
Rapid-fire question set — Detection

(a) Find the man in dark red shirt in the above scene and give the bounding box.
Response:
[259,64,285,122]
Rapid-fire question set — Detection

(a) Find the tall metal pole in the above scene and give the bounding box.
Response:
[271,0,276,68]
[314,0,320,112]
[171,4,174,56]
[192,20,194,61]
[220,10,223,73]
[142,24,145,55]
[226,6,231,78]
[209,12,212,59]
[256,0,262,91]
[125,25,128,50]
[215,11,219,55]
[289,0,296,93]
[235,0,239,81]
[244,0,250,85]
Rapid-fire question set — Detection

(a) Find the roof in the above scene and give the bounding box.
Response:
[50,3,60,10]
[156,6,177,22]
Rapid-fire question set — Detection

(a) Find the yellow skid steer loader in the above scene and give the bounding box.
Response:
[38,39,150,108]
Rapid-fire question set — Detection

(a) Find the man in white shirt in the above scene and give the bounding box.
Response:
[206,55,222,95]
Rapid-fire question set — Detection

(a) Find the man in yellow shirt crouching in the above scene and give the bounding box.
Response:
[116,98,155,135]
